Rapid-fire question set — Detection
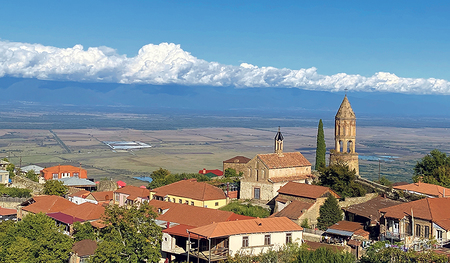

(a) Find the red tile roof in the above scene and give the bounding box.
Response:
[22,195,77,214]
[60,202,105,221]
[394,182,450,197]
[328,221,364,232]
[199,169,223,176]
[88,191,113,202]
[151,179,226,201]
[115,185,150,199]
[69,190,91,198]
[41,165,87,180]
[343,196,401,221]
[162,224,201,239]
[149,199,253,227]
[188,217,303,239]
[72,239,97,257]
[380,197,450,230]
[271,200,313,220]
[223,156,251,164]
[0,207,17,216]
[277,182,340,199]
[257,152,311,169]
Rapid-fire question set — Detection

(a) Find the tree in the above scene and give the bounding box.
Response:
[378,176,393,187]
[317,195,343,230]
[318,164,366,197]
[413,149,450,187]
[72,221,96,242]
[25,170,39,182]
[90,202,162,263]
[5,163,15,178]
[315,119,326,169]
[224,168,243,178]
[148,168,210,189]
[0,213,74,263]
[43,180,68,196]
[219,201,270,218]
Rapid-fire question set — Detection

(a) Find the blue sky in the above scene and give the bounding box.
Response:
[1,1,450,94]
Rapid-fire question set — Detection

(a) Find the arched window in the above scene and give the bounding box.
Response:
[339,140,344,153]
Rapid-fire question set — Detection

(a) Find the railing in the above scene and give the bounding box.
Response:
[383,231,406,240]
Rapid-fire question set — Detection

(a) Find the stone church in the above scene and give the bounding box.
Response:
[329,95,359,175]
[240,128,313,202]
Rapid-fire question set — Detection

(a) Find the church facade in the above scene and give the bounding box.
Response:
[329,95,359,175]
[240,128,313,202]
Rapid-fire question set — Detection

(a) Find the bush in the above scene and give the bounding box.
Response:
[219,201,270,218]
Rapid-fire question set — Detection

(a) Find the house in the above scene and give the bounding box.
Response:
[379,197,450,247]
[46,212,85,235]
[40,165,87,182]
[150,199,253,263]
[85,191,114,205]
[240,128,313,202]
[18,195,77,219]
[324,221,369,259]
[150,179,227,209]
[223,156,251,175]
[271,182,339,229]
[69,239,97,263]
[0,206,17,221]
[57,177,97,191]
[68,190,92,205]
[199,169,223,177]
[114,185,150,207]
[0,159,10,169]
[49,202,105,235]
[186,217,303,261]
[0,169,9,184]
[343,196,401,239]
[393,181,450,198]
[20,164,44,175]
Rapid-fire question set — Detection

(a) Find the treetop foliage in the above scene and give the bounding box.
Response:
[148,167,210,189]
[43,180,68,196]
[413,149,450,188]
[315,119,326,170]
[317,195,343,230]
[0,184,31,198]
[318,164,366,197]
[219,201,270,218]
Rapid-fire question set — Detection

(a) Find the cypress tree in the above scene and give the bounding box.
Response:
[317,195,343,230]
[315,119,326,169]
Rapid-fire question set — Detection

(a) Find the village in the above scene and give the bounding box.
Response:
[0,95,449,263]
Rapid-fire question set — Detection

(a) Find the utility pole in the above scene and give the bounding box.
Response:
[378,159,381,182]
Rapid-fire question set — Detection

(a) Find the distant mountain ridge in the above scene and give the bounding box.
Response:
[1,77,450,120]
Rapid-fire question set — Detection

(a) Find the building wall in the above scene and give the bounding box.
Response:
[228,231,302,257]
[69,196,97,205]
[240,181,274,201]
[338,193,378,208]
[223,162,248,176]
[0,171,9,184]
[150,192,227,209]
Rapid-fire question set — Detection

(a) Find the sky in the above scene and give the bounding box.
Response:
[1,0,450,94]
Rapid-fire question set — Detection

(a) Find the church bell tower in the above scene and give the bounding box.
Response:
[274,127,284,156]
[330,95,359,175]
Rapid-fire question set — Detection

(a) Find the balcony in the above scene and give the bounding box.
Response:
[188,247,229,262]
[383,231,407,241]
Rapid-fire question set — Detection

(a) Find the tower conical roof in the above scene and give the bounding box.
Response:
[336,95,355,119]
[274,127,283,141]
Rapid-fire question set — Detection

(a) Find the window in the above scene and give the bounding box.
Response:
[437,230,443,239]
[185,200,189,205]
[53,173,58,179]
[264,234,271,245]
[173,198,176,202]
[191,201,194,206]
[416,224,421,237]
[425,226,430,238]
[286,233,292,244]
[242,236,249,247]
[115,193,119,202]
[215,202,219,206]
[254,188,260,200]
[179,199,182,204]
[73,172,79,177]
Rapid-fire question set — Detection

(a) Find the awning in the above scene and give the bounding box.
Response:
[325,228,354,237]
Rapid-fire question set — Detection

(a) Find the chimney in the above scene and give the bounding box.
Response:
[203,168,206,174]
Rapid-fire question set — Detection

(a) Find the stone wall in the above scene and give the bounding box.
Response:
[10,175,43,195]
[240,181,273,201]
[338,193,378,208]
[0,197,28,208]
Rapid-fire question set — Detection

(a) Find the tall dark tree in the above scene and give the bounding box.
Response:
[317,195,343,230]
[315,119,326,169]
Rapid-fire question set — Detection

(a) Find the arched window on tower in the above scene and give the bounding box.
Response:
[339,140,344,153]
[347,141,353,153]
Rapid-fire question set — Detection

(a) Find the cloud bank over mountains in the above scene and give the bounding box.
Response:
[0,40,449,95]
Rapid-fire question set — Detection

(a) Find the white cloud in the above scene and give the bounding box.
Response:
[0,40,449,94]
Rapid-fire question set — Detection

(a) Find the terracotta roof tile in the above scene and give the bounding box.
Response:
[188,217,303,239]
[223,156,251,164]
[72,239,97,257]
[149,199,253,227]
[257,152,311,169]
[394,182,450,197]
[115,185,150,199]
[22,195,77,214]
[88,191,113,202]
[328,221,364,232]
[162,224,201,239]
[60,202,105,221]
[41,165,87,180]
[343,196,401,221]
[277,182,339,199]
[69,190,91,198]
[151,179,226,201]
[272,200,313,220]
[0,207,17,216]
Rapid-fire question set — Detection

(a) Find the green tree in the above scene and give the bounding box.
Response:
[413,149,450,188]
[315,119,326,169]
[318,164,366,197]
[72,221,96,242]
[0,213,74,263]
[317,195,343,230]
[5,163,15,178]
[43,180,68,196]
[219,201,270,218]
[224,168,243,178]
[90,202,162,263]
[378,176,393,187]
[148,169,210,189]
[25,170,39,182]
[300,218,310,229]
